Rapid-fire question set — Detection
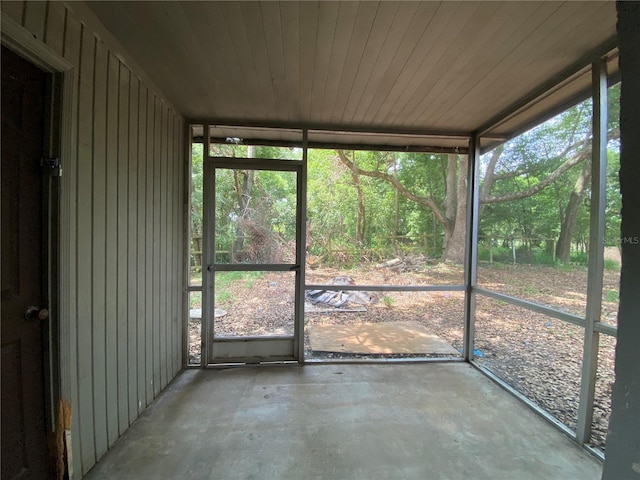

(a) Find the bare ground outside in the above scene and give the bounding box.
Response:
[188,262,619,452]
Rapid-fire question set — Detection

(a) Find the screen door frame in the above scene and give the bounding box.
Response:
[202,155,305,364]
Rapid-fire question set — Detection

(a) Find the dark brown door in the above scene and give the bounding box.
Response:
[1,46,50,480]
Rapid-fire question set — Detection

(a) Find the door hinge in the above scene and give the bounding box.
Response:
[41,157,62,176]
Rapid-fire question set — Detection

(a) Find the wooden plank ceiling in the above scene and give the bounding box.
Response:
[85,1,617,148]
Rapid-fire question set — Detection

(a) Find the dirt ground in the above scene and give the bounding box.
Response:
[188,261,619,451]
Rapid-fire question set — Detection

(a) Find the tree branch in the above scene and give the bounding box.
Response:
[479,144,504,208]
[481,125,619,205]
[336,150,446,224]
[482,145,591,204]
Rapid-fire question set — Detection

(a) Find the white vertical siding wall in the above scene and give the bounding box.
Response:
[1,2,185,477]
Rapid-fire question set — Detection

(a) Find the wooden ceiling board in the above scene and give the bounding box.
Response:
[528,2,615,77]
[298,1,320,122]
[411,2,536,128]
[220,2,265,117]
[481,49,618,148]
[179,2,236,116]
[347,2,422,125]
[308,2,340,122]
[496,71,592,136]
[391,2,485,128]
[279,1,300,122]
[309,2,348,124]
[487,2,594,95]
[474,2,578,99]
[182,3,232,116]
[358,1,444,127]
[160,2,222,117]
[483,2,615,135]
[339,1,402,125]
[448,1,602,130]
[121,1,208,116]
[240,2,282,121]
[200,2,253,119]
[434,1,548,128]
[368,1,466,128]
[428,2,586,129]
[318,1,360,123]
[448,9,582,131]
[328,2,380,124]
[329,2,380,124]
[258,2,292,123]
[85,1,617,146]
[399,2,502,128]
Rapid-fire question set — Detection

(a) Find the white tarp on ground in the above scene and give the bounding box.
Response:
[305,275,375,311]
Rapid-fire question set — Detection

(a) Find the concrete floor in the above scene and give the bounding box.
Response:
[85,363,602,480]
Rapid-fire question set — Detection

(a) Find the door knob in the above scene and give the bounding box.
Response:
[24,306,49,321]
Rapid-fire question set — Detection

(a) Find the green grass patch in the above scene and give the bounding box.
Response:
[189,291,202,308]
[603,259,620,271]
[521,285,538,295]
[605,289,619,303]
[216,290,232,304]
[570,252,588,265]
[381,295,395,308]
[216,270,264,288]
[214,271,265,305]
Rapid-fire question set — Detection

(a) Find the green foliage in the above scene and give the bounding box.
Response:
[189,292,201,308]
[306,149,450,261]
[529,250,556,266]
[202,143,300,263]
[554,263,579,273]
[381,296,395,308]
[479,83,620,263]
[190,143,204,236]
[605,289,619,303]
[188,84,621,270]
[478,244,555,266]
[603,259,620,271]
[216,290,232,304]
[570,252,588,264]
[605,148,621,244]
[215,271,263,289]
[215,271,265,305]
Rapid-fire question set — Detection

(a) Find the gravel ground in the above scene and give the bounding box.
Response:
[188,262,619,452]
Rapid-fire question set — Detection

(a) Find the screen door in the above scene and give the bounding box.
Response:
[203,157,303,363]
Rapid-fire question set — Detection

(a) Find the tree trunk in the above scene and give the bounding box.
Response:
[350,165,366,246]
[232,145,255,261]
[478,145,504,215]
[444,154,457,224]
[393,153,399,251]
[442,155,468,264]
[556,158,591,263]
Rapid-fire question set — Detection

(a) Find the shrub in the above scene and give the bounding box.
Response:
[603,258,620,271]
[570,251,588,265]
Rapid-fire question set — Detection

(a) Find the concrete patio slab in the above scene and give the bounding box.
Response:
[84,363,602,480]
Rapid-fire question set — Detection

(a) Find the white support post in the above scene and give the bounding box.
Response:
[295,130,308,362]
[200,124,211,367]
[576,60,608,444]
[183,122,193,368]
[463,135,481,361]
